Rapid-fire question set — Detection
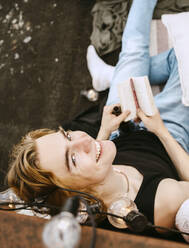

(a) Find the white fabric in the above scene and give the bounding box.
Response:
[162,12,189,106]
[175,199,189,243]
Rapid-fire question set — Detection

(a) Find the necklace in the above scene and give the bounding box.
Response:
[108,168,137,229]
[113,167,129,194]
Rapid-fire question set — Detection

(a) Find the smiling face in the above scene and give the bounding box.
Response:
[35,128,116,190]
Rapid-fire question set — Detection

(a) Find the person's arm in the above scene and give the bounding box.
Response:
[137,108,189,181]
[97,104,130,140]
[154,178,189,232]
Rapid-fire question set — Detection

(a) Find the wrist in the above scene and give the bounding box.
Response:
[154,125,169,139]
[97,127,111,140]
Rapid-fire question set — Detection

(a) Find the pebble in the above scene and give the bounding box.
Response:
[23,36,32,43]
[12,19,17,24]
[0,64,5,69]
[20,66,24,74]
[14,53,20,59]
[10,68,14,75]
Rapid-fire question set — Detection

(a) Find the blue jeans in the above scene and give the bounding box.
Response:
[106,0,189,152]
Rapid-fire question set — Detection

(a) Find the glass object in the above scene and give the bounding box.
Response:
[0,188,50,219]
[0,188,24,208]
[43,211,81,248]
[80,89,99,102]
[107,196,138,229]
[76,200,88,224]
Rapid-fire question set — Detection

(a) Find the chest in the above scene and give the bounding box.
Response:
[115,165,144,201]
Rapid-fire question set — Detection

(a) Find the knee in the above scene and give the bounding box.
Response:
[167,48,178,72]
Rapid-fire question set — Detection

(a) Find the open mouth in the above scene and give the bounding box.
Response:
[95,141,101,162]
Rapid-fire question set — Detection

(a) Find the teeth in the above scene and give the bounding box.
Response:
[95,141,101,162]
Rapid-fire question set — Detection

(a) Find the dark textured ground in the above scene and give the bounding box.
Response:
[0,0,119,189]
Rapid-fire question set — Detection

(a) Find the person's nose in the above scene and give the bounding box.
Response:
[70,135,92,153]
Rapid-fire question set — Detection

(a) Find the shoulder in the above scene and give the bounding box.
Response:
[154,178,187,231]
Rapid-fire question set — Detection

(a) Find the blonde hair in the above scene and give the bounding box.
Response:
[7,128,105,213]
[7,129,63,203]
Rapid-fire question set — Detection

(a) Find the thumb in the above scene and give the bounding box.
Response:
[137,108,146,121]
[117,110,130,122]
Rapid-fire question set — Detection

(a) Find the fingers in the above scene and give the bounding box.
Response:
[112,106,122,116]
[104,104,122,115]
[117,110,130,122]
[137,108,147,123]
[134,117,140,123]
[137,108,147,121]
[111,103,121,108]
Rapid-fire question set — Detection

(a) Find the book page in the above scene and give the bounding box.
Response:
[117,80,136,121]
[133,76,156,116]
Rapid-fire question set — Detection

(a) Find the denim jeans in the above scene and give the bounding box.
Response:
[106,0,189,152]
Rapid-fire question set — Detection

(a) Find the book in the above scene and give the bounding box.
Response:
[117,76,156,122]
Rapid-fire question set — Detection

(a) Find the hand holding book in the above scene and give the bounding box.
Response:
[117,76,157,122]
[97,104,130,140]
[137,108,166,136]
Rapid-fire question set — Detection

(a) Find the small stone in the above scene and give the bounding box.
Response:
[13,23,19,30]
[18,11,24,28]
[2,19,7,24]
[0,40,4,46]
[53,3,57,8]
[20,66,24,74]
[12,39,17,45]
[25,22,31,31]
[12,19,17,24]
[24,0,28,3]
[55,58,59,62]
[0,4,3,10]
[6,14,10,20]
[23,36,32,43]
[14,3,19,10]
[14,53,20,59]
[10,68,14,75]
[0,63,5,69]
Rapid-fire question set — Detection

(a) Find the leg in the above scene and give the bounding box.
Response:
[153,49,189,152]
[149,49,173,85]
[106,0,158,105]
[87,48,173,90]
